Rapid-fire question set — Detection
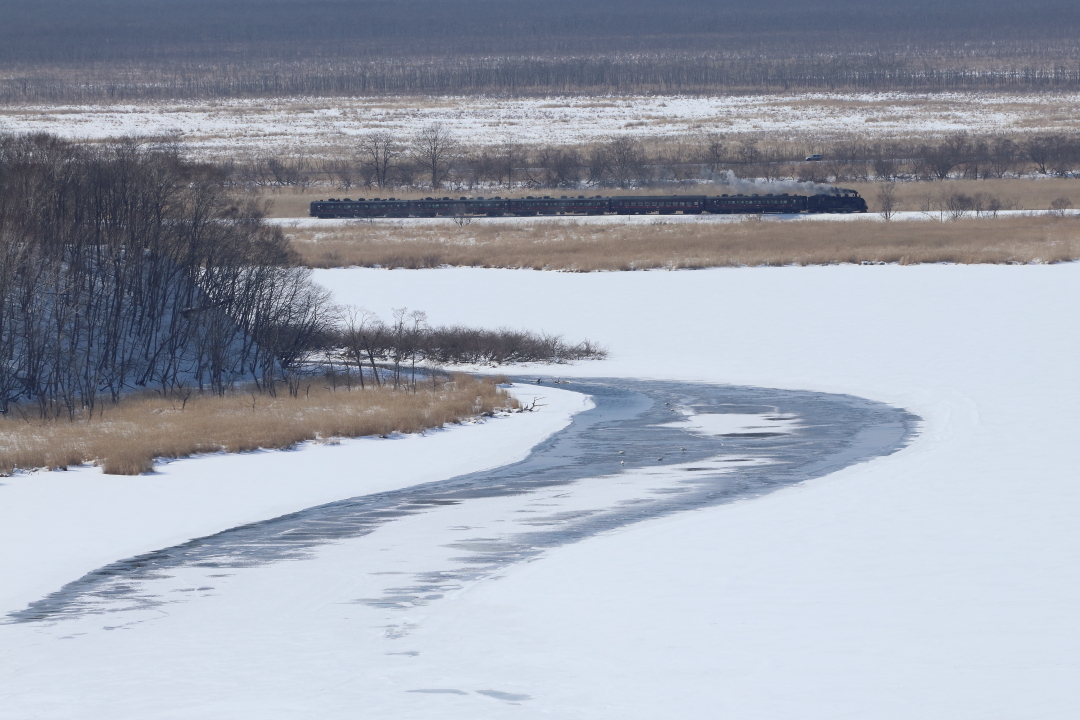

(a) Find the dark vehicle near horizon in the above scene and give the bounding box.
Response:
[309,190,868,218]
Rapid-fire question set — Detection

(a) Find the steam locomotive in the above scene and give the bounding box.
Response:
[309,189,867,218]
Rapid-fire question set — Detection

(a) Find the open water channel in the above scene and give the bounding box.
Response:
[8,378,918,626]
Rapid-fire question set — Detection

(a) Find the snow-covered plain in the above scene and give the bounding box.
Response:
[3,263,1080,718]
[4,92,1080,160]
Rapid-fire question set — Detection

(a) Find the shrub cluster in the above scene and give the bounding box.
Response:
[330,309,606,392]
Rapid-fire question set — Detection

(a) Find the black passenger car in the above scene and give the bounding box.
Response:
[705,194,806,214]
[310,189,867,218]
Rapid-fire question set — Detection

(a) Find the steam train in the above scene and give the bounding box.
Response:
[309,189,867,218]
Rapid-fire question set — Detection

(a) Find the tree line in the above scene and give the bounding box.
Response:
[232,127,1080,193]
[11,58,1080,103]
[0,133,337,418]
[0,133,606,417]
[3,0,1080,100]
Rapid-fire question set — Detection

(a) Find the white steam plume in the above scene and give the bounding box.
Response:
[711,170,841,196]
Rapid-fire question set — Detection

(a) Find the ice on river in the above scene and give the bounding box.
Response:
[2,263,1079,719]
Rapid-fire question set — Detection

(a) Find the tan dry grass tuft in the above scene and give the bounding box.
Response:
[288,215,1080,271]
[0,375,517,476]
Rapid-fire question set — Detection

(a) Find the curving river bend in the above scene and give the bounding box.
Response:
[8,378,918,626]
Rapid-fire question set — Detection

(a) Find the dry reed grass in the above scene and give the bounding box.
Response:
[288,215,1080,271]
[0,375,517,476]
[846,178,1080,213]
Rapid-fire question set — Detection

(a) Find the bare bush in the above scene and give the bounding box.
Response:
[1048,197,1074,217]
[944,192,976,220]
[328,309,606,383]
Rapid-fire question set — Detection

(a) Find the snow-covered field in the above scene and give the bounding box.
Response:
[3,263,1080,718]
[4,92,1079,160]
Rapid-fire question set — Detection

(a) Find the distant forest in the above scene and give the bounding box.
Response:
[3,0,1080,99]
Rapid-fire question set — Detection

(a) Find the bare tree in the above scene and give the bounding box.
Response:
[530,145,582,188]
[701,132,726,175]
[985,137,1019,178]
[358,132,399,189]
[415,123,457,190]
[737,140,760,165]
[875,181,899,220]
[921,132,970,181]
[324,158,357,190]
[499,135,525,189]
[342,307,389,388]
[872,153,899,181]
[608,137,648,188]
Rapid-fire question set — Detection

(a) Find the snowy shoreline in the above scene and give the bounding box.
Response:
[0,386,586,617]
[9,379,914,625]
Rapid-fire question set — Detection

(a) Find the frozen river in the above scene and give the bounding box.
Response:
[8,379,915,627]
[2,262,1079,719]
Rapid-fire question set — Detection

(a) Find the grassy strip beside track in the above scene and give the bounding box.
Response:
[287,215,1080,271]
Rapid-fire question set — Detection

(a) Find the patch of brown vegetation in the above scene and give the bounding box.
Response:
[846,178,1080,213]
[0,375,517,476]
[287,215,1080,271]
